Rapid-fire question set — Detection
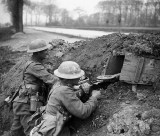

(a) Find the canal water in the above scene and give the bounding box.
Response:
[29,26,126,39]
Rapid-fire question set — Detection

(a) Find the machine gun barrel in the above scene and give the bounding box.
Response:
[78,78,109,102]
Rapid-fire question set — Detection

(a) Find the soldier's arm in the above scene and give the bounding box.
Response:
[28,63,58,85]
[60,87,97,119]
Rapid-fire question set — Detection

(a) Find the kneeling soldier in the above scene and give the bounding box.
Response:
[3,39,58,136]
[30,61,101,136]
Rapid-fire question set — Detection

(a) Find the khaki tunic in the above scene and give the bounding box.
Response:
[46,85,97,119]
[34,84,97,136]
[14,61,58,104]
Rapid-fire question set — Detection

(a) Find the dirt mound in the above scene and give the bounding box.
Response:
[0,46,17,76]
[4,33,160,96]
[2,56,29,96]
[69,82,160,136]
[62,32,160,80]
[0,46,24,95]
[60,32,160,136]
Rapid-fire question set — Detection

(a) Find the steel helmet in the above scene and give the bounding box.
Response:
[54,61,84,79]
[27,39,51,53]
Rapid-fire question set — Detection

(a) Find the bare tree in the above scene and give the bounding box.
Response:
[61,9,70,26]
[148,0,160,26]
[28,3,36,26]
[74,7,85,19]
[2,0,29,32]
[34,3,43,25]
[42,0,57,25]
[144,2,149,26]
[97,0,116,25]
[96,0,154,27]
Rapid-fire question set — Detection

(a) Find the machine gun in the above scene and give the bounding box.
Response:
[77,74,120,102]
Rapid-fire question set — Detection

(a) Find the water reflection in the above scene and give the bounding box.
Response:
[29,26,128,39]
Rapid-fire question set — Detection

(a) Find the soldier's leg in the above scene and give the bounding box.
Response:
[10,102,28,136]
[20,113,34,136]
[10,114,25,136]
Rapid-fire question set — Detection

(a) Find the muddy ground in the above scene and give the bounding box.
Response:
[1,27,160,136]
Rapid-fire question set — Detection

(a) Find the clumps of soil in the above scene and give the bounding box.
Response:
[2,55,29,96]
[0,46,24,93]
[70,82,160,136]
[0,46,16,75]
[49,39,87,58]
[69,82,136,136]
[62,32,160,80]
[122,33,160,58]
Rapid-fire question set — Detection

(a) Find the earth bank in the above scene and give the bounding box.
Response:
[1,29,160,136]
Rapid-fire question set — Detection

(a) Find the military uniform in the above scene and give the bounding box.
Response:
[31,83,98,136]
[10,60,58,136]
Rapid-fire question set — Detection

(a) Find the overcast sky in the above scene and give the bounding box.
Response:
[0,3,10,24]
[55,0,101,14]
[32,0,101,15]
[0,0,101,24]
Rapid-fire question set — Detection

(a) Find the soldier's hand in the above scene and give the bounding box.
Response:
[91,90,101,99]
[54,76,59,82]
[80,82,91,94]
[73,85,80,90]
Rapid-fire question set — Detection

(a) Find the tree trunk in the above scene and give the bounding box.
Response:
[13,0,23,32]
[18,0,23,32]
[46,16,48,24]
[153,6,157,27]
[25,10,27,26]
[36,14,38,25]
[49,15,52,23]
[31,12,33,26]
[145,5,148,26]
[124,6,128,25]
[11,0,18,31]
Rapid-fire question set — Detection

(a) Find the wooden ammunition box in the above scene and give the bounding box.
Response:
[120,53,160,85]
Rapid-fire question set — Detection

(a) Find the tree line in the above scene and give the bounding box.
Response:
[2,0,160,32]
[97,0,160,27]
[24,0,160,27]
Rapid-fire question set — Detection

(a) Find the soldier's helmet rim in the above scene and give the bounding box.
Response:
[54,61,84,79]
[27,39,51,53]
